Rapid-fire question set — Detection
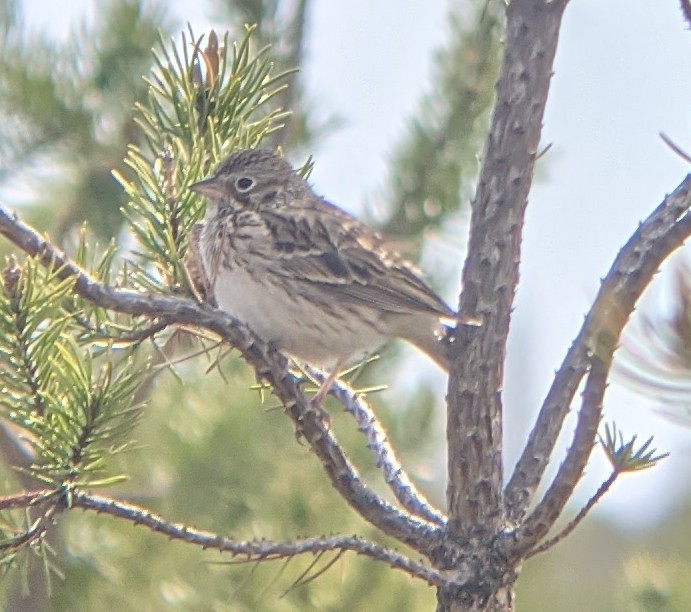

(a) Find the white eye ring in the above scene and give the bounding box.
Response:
[235,176,255,192]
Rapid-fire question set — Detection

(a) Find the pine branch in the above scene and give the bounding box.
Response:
[0,257,74,416]
[0,502,59,555]
[526,471,618,559]
[446,0,569,538]
[304,364,446,526]
[526,424,667,557]
[70,490,465,587]
[0,253,149,496]
[117,27,291,294]
[214,0,326,150]
[508,175,691,557]
[0,206,442,554]
[0,490,56,511]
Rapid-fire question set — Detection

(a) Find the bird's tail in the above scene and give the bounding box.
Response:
[401,320,453,373]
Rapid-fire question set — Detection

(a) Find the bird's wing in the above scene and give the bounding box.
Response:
[257,204,454,318]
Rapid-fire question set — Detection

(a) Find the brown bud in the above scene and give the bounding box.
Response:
[2,255,22,300]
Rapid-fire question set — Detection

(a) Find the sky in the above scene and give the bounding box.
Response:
[20,0,691,529]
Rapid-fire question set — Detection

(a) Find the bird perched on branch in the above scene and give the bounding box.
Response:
[189,149,456,400]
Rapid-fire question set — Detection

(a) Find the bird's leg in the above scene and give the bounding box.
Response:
[311,364,340,405]
[305,358,346,425]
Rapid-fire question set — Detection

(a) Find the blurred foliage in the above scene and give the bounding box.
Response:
[212,0,339,152]
[365,1,503,384]
[616,263,691,427]
[380,4,502,247]
[517,500,691,611]
[0,0,172,242]
[618,553,691,611]
[42,369,439,611]
[0,0,685,611]
[0,0,498,608]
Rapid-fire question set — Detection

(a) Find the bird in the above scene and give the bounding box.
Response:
[188,148,455,400]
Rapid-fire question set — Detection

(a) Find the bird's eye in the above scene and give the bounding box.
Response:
[235,177,255,192]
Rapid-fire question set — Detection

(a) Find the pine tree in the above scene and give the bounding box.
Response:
[0,1,687,611]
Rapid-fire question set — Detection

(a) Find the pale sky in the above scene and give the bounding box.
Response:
[21,0,691,529]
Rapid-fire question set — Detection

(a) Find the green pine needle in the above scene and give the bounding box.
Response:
[116,26,292,294]
[0,258,148,490]
[599,422,669,472]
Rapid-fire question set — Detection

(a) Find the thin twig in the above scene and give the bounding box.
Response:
[506,176,691,551]
[0,489,57,511]
[660,131,691,164]
[88,318,172,344]
[526,470,619,558]
[509,355,609,557]
[71,490,467,588]
[304,365,446,526]
[0,205,440,553]
[0,502,59,552]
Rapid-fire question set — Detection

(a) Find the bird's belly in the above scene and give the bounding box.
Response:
[213,267,388,365]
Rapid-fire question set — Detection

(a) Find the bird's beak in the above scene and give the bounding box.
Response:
[188,177,224,199]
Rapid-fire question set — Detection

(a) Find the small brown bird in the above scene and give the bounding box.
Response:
[189,149,455,397]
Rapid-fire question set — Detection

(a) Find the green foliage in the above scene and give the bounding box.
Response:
[382,3,502,243]
[48,366,438,611]
[0,0,172,240]
[70,230,129,342]
[0,1,680,610]
[516,513,691,612]
[213,0,335,150]
[0,1,503,610]
[0,236,153,587]
[618,553,691,612]
[600,423,669,473]
[0,257,147,493]
[116,26,291,291]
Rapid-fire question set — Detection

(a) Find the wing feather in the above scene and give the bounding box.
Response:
[258,203,453,317]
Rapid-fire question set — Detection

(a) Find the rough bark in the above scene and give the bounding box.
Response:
[440,0,569,608]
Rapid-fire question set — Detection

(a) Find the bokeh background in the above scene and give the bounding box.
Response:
[1,0,691,609]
